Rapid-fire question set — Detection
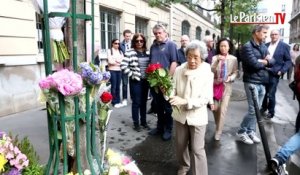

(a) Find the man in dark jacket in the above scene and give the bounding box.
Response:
[177,35,190,65]
[237,24,272,145]
[261,29,292,119]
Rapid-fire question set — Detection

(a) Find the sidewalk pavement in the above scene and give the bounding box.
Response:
[0,78,299,174]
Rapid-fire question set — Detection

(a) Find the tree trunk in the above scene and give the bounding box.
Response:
[220,0,226,38]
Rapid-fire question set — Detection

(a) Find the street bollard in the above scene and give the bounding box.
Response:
[249,86,272,169]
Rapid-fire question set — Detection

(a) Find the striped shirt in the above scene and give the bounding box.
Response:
[136,51,150,78]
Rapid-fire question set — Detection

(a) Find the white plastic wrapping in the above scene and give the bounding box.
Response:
[34,0,70,41]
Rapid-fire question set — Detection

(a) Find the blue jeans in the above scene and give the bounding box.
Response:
[121,72,128,100]
[129,79,149,126]
[262,74,280,115]
[238,83,266,134]
[110,70,121,105]
[275,131,300,165]
[151,88,173,132]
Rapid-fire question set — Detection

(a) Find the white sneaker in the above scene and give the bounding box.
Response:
[114,103,123,108]
[236,132,254,144]
[122,100,127,106]
[248,131,261,143]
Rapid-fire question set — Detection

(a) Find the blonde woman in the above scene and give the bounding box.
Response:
[211,38,238,141]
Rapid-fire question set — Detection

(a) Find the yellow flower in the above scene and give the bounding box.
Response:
[106,149,122,166]
[0,154,8,172]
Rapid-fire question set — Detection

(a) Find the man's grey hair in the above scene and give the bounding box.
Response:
[185,40,208,60]
[251,24,269,34]
[152,24,167,32]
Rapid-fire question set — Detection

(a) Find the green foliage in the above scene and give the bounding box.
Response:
[215,0,259,43]
[148,0,186,7]
[10,134,45,175]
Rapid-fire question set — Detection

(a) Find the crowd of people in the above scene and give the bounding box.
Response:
[96,24,300,175]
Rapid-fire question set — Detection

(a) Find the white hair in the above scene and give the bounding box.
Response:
[185,40,208,60]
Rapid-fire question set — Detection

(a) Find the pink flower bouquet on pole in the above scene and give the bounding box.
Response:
[38,69,83,157]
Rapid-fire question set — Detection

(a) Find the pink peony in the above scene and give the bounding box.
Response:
[38,69,83,96]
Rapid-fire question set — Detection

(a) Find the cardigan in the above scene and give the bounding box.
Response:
[211,54,238,83]
[172,62,214,126]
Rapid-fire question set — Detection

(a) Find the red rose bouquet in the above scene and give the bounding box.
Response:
[145,63,173,97]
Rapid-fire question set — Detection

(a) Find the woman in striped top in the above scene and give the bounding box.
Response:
[121,33,150,132]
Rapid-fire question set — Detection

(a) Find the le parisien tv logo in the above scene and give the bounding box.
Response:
[230,12,286,25]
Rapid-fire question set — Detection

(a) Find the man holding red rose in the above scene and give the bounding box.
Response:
[148,24,178,141]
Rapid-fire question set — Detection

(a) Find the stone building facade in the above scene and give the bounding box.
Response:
[290,0,300,43]
[0,0,220,117]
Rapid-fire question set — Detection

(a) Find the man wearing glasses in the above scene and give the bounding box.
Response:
[261,29,292,119]
[148,24,178,141]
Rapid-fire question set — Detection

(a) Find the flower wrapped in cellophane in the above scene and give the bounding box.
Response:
[103,148,142,175]
[96,84,113,165]
[98,91,113,131]
[38,69,83,157]
[38,69,83,115]
[34,0,70,66]
[78,62,111,100]
[0,132,29,175]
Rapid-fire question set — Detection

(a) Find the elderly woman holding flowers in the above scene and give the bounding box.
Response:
[121,33,150,132]
[169,40,214,175]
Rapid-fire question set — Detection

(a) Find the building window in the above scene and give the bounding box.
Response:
[195,26,202,40]
[181,20,190,36]
[281,4,286,12]
[100,8,121,50]
[36,13,43,53]
[279,28,284,36]
[205,30,210,36]
[135,17,148,39]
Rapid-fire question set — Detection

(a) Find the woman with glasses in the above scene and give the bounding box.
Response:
[108,39,124,108]
[121,33,150,132]
[170,40,213,175]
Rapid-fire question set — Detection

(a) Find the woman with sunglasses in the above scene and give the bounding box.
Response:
[108,39,124,108]
[121,33,150,132]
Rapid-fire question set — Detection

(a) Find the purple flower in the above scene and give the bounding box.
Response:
[102,72,111,81]
[0,131,5,138]
[4,168,21,175]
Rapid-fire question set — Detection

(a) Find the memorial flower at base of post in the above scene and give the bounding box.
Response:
[0,132,29,175]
